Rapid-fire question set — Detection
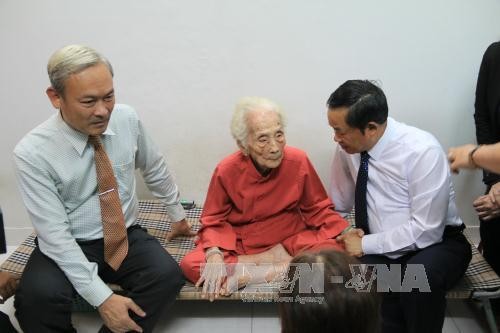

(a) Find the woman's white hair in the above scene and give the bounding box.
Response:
[230,96,286,149]
[47,44,113,95]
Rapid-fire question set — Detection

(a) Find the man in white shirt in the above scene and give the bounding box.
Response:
[328,80,471,333]
[13,45,194,333]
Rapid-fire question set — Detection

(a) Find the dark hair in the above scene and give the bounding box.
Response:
[278,250,381,333]
[327,80,388,132]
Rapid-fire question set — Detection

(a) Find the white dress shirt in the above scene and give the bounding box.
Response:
[13,104,186,307]
[329,117,462,258]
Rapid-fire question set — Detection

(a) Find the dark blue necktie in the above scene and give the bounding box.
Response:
[355,151,370,234]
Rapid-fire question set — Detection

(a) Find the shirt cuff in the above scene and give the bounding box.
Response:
[361,234,383,255]
[200,228,237,251]
[165,203,186,222]
[77,277,114,307]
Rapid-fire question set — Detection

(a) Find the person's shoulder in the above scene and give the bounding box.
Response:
[107,104,141,136]
[14,114,59,158]
[393,119,443,154]
[110,104,138,122]
[485,41,500,58]
[211,151,247,179]
[280,146,314,173]
[217,151,244,169]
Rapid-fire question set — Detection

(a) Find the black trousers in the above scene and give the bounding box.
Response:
[0,311,17,333]
[360,226,472,333]
[480,186,500,275]
[14,226,185,333]
[481,217,500,274]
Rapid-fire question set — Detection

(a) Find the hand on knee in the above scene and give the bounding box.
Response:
[98,294,146,333]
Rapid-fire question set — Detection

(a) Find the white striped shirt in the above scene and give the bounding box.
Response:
[14,104,186,306]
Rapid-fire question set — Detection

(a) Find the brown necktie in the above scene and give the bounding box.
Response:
[89,135,128,271]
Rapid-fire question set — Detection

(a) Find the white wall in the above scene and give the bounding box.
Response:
[1,0,499,244]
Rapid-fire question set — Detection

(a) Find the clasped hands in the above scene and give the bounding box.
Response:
[336,228,365,257]
[474,182,500,221]
[447,145,500,220]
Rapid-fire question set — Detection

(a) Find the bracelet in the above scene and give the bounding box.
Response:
[469,145,482,168]
[205,247,223,260]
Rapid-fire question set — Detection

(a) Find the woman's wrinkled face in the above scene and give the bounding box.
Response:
[245,109,286,174]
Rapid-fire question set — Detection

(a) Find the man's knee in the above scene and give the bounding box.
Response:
[15,272,74,310]
[14,270,74,332]
[138,255,185,298]
[14,248,74,318]
[160,259,185,293]
[407,238,471,292]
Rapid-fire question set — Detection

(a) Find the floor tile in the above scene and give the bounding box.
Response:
[156,301,253,333]
[447,299,489,333]
[251,303,280,332]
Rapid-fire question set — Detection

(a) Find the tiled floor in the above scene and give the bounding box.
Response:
[0,296,492,332]
[0,237,496,333]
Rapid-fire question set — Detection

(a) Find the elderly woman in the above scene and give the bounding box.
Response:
[180,97,348,300]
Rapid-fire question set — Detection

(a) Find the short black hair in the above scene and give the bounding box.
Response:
[327,80,388,132]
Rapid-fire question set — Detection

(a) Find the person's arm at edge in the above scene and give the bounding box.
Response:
[449,143,500,174]
[473,43,500,186]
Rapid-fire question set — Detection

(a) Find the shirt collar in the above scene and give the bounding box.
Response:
[367,117,395,161]
[56,112,115,156]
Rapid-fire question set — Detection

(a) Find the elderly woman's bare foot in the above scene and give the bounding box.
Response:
[238,243,291,265]
[221,265,252,296]
[267,244,292,264]
[264,261,290,283]
[219,260,291,297]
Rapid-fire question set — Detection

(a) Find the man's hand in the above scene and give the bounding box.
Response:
[489,182,500,207]
[336,229,364,257]
[98,294,146,333]
[166,219,197,242]
[195,250,227,302]
[0,272,20,303]
[448,144,477,173]
[474,193,500,221]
